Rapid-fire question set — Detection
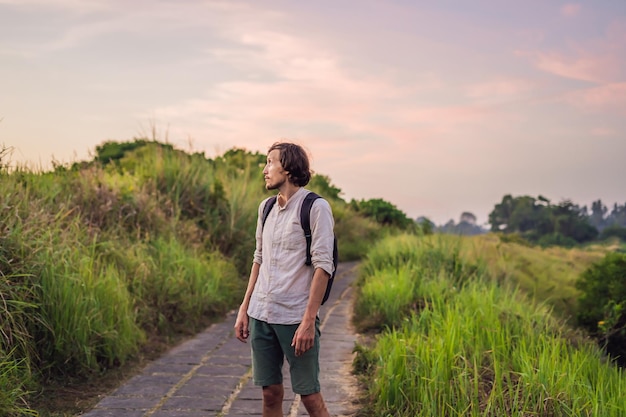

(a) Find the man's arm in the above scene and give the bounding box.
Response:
[234,262,260,343]
[235,199,266,342]
[291,267,330,356]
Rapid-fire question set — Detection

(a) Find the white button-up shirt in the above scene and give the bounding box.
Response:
[247,188,335,325]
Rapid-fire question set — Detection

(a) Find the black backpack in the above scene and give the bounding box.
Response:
[261,192,338,305]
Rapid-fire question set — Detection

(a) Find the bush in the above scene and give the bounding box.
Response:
[537,232,578,248]
[332,204,382,261]
[349,198,416,230]
[600,225,626,241]
[576,252,626,364]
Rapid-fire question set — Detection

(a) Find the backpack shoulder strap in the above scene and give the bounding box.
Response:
[300,192,321,266]
[261,196,278,228]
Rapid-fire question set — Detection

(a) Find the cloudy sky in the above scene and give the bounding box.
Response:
[1,0,625,225]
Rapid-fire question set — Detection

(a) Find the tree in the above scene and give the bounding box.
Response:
[589,199,608,230]
[552,200,597,243]
[439,212,484,236]
[488,194,516,232]
[95,139,172,165]
[489,195,551,235]
[351,198,414,230]
[308,174,343,202]
[600,225,626,241]
[460,212,476,225]
[488,194,597,245]
[607,203,626,228]
[416,217,435,235]
[220,147,265,170]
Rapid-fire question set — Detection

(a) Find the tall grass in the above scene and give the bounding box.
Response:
[34,226,142,375]
[354,235,483,331]
[461,234,608,319]
[0,271,37,417]
[126,237,241,333]
[116,144,232,249]
[0,145,245,412]
[1,164,38,415]
[330,202,383,261]
[0,352,36,417]
[1,140,385,414]
[354,234,626,416]
[214,152,273,272]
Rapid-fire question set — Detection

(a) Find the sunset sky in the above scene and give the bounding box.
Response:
[1,0,625,225]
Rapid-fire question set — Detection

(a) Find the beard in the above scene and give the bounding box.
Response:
[266,177,286,190]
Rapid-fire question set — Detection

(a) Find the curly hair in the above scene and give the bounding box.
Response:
[268,142,311,187]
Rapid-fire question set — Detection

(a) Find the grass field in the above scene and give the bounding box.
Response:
[353,234,624,416]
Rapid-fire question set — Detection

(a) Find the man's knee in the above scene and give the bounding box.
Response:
[262,384,284,406]
[300,392,328,414]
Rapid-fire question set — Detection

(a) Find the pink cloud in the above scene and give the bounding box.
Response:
[129,3,525,171]
[530,51,622,83]
[521,19,626,83]
[560,82,626,114]
[560,4,581,18]
[149,23,458,162]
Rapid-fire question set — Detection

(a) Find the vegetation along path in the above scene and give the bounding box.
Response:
[80,262,360,417]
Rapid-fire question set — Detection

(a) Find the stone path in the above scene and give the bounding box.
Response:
[80,262,360,417]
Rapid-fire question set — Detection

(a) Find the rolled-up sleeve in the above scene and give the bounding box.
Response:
[309,198,335,276]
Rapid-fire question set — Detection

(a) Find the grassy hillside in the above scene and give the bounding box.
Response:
[353,234,624,416]
[0,140,391,416]
[461,234,610,320]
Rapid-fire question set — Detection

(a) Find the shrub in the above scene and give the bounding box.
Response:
[576,252,626,364]
[332,204,381,261]
[537,232,578,248]
[600,225,626,241]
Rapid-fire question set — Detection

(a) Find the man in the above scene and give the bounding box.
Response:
[234,142,334,417]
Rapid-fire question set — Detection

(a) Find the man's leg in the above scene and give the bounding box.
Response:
[300,392,330,417]
[250,319,285,416]
[274,319,328,416]
[262,383,284,417]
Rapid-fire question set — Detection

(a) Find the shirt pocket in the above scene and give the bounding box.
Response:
[283,221,305,251]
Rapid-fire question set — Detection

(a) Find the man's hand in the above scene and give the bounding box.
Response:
[234,308,250,343]
[291,318,316,357]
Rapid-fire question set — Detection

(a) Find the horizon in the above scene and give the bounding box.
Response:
[1,0,625,225]
[1,138,621,228]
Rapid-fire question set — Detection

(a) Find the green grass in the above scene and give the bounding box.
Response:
[461,234,609,319]
[35,229,143,375]
[354,234,626,416]
[354,234,483,332]
[0,140,385,414]
[0,146,246,412]
[0,273,37,417]
[0,351,36,417]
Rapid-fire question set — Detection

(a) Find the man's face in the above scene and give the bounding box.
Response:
[263,149,288,190]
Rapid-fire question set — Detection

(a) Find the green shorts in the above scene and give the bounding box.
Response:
[249,317,321,395]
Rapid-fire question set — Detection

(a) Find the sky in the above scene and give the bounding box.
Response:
[1,0,625,226]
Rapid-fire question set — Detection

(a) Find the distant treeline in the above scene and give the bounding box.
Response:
[489,195,626,246]
[423,195,625,246]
